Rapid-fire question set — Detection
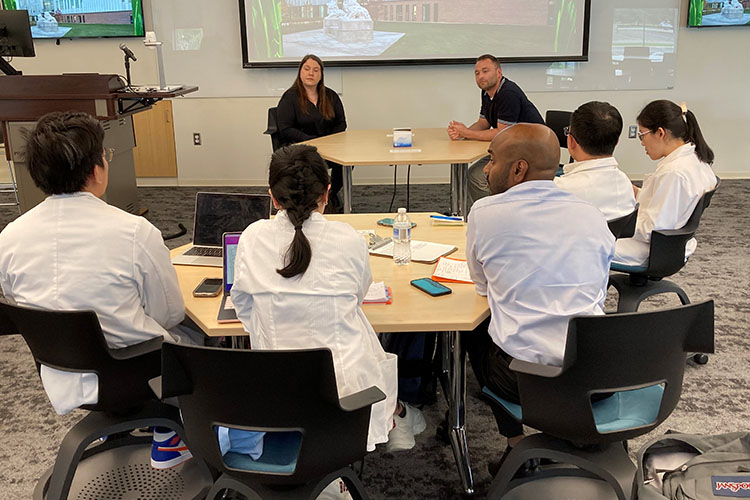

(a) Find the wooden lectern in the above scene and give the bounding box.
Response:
[0,74,197,214]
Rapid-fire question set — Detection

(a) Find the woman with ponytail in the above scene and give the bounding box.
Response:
[613,100,717,267]
[231,145,424,456]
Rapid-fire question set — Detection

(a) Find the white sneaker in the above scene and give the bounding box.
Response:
[316,478,353,500]
[386,402,426,452]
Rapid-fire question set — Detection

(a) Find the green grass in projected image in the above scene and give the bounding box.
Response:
[50,23,136,37]
[374,22,555,58]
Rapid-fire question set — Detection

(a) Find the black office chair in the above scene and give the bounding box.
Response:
[154,343,385,500]
[264,107,283,152]
[545,110,573,175]
[608,179,719,319]
[606,204,638,239]
[483,300,714,500]
[0,300,212,500]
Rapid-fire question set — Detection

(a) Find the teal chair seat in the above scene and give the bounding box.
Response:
[223,431,302,474]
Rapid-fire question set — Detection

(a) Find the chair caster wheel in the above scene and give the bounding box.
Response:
[693,353,709,365]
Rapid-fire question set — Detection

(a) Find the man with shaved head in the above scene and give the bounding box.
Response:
[465,124,615,468]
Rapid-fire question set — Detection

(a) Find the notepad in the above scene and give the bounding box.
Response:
[364,282,392,304]
[432,257,473,284]
[369,240,457,264]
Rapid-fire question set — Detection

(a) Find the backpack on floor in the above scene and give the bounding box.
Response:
[634,431,750,500]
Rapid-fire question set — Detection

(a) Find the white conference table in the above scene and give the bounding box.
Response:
[172,212,489,494]
[302,129,489,218]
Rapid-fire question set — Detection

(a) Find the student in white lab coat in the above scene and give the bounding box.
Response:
[554,101,636,220]
[0,111,195,469]
[229,144,424,463]
[614,100,717,267]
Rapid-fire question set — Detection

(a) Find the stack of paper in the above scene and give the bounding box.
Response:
[369,240,457,264]
[432,257,474,284]
[364,281,392,304]
[430,215,465,226]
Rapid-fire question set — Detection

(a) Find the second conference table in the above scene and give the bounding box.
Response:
[302,128,489,218]
[172,212,490,495]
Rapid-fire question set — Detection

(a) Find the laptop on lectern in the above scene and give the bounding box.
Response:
[171,192,270,267]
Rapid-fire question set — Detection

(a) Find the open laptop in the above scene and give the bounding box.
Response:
[217,232,242,324]
[171,192,271,267]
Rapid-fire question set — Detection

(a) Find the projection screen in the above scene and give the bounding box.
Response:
[239,0,591,67]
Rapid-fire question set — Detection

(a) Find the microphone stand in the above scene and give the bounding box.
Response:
[123,52,132,87]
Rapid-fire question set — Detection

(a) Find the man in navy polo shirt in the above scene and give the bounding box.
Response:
[448,54,545,211]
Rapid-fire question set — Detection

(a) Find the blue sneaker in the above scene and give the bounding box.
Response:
[151,429,193,469]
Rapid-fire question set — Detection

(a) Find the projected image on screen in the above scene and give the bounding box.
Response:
[240,0,589,66]
[2,0,145,38]
[688,0,750,26]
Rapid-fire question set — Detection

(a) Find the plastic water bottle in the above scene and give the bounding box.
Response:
[393,207,412,265]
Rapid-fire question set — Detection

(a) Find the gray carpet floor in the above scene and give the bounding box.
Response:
[0,180,748,499]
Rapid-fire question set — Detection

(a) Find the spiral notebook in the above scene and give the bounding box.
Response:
[368,240,457,264]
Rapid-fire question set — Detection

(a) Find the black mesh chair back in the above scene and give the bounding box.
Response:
[514,300,714,445]
[160,343,384,488]
[545,110,572,149]
[0,300,162,414]
[639,177,719,279]
[264,107,283,152]
[607,204,639,239]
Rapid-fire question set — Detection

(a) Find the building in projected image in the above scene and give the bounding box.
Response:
[365,0,549,25]
[15,0,133,24]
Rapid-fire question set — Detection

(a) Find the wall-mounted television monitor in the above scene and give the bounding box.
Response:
[688,0,750,27]
[1,0,145,38]
[239,0,591,68]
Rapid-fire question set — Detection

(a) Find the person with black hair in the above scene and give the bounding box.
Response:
[554,101,636,220]
[276,54,347,212]
[231,144,425,455]
[447,54,544,211]
[0,111,198,469]
[613,100,717,267]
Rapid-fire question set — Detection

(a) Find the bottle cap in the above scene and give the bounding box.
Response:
[398,207,406,213]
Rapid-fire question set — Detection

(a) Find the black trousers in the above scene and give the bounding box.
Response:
[328,161,343,200]
[464,318,524,438]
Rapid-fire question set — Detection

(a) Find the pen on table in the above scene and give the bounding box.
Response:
[430,215,463,221]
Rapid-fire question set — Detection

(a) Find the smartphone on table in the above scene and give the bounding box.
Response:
[192,278,223,297]
[410,278,452,297]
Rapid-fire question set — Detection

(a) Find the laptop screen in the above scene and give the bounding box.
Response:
[192,193,271,247]
[222,232,242,292]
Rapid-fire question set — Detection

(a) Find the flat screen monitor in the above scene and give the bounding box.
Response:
[239,0,591,68]
[688,0,750,27]
[0,9,34,56]
[1,0,145,38]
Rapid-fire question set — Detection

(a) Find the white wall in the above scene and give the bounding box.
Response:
[9,0,750,186]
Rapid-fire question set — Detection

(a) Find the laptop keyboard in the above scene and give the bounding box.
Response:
[184,246,222,257]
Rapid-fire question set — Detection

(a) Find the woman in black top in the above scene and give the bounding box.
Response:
[276,54,347,212]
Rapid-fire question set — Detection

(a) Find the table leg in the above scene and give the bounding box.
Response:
[343,165,353,214]
[442,330,475,495]
[449,163,469,220]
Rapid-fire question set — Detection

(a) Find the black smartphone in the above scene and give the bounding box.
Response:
[410,278,452,297]
[192,278,223,297]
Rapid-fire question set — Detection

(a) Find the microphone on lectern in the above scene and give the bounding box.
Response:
[119,43,137,61]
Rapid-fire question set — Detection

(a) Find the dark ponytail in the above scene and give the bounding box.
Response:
[637,100,714,165]
[269,144,330,278]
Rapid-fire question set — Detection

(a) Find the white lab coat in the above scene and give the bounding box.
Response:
[614,143,717,267]
[467,181,615,366]
[554,157,637,220]
[231,210,398,452]
[0,192,185,414]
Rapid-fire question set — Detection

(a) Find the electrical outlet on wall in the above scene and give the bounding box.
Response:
[628,125,637,139]
[193,132,202,146]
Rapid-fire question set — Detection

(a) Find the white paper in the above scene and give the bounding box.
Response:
[364,281,388,302]
[433,257,473,283]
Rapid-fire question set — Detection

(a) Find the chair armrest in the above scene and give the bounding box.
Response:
[339,386,386,412]
[108,336,163,360]
[149,376,163,399]
[509,358,565,378]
